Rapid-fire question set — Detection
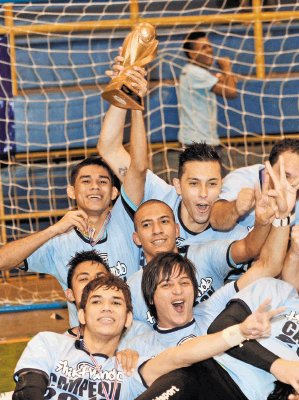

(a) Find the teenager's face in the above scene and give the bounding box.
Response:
[81,286,132,339]
[272,151,299,189]
[190,37,214,67]
[174,161,221,232]
[67,165,118,216]
[153,266,195,329]
[66,261,109,308]
[133,203,179,261]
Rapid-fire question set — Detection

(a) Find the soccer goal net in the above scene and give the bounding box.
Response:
[0,0,298,309]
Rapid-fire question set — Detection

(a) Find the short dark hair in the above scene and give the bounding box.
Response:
[183,31,207,59]
[269,139,299,166]
[80,275,133,314]
[178,142,222,179]
[67,250,110,289]
[70,156,119,189]
[141,252,198,320]
[134,199,176,231]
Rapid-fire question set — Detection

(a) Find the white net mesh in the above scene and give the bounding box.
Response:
[0,0,298,307]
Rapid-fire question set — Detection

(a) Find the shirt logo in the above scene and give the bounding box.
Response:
[176,237,185,248]
[153,386,180,400]
[275,311,299,357]
[110,261,127,278]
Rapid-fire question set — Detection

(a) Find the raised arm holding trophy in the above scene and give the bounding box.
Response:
[102,22,158,110]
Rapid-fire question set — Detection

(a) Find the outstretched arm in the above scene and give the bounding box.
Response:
[229,176,274,264]
[98,55,148,185]
[97,53,130,181]
[141,301,280,387]
[97,105,129,182]
[122,69,148,206]
[208,300,299,396]
[210,188,255,231]
[0,210,88,271]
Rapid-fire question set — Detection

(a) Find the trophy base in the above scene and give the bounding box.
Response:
[102,80,144,111]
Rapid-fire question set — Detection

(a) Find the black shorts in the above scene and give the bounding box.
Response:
[136,358,248,400]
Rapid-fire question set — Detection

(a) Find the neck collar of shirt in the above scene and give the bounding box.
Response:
[75,338,109,360]
[155,318,195,334]
[178,201,211,236]
[75,228,108,245]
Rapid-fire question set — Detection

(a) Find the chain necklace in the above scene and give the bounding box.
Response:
[82,339,119,400]
[89,211,112,246]
[77,211,112,247]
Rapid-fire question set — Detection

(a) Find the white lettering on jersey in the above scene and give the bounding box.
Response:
[55,360,123,381]
[153,386,180,400]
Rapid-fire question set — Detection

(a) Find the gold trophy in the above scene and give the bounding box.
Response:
[102,22,158,111]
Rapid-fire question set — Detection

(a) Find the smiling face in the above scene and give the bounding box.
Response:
[67,165,118,216]
[65,261,109,309]
[173,160,222,233]
[79,285,132,339]
[153,266,195,329]
[133,202,179,262]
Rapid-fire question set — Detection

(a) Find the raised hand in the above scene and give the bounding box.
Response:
[254,173,277,226]
[217,57,232,72]
[266,157,299,218]
[124,67,148,97]
[51,209,89,235]
[116,348,139,376]
[105,48,148,97]
[270,359,299,396]
[106,47,124,77]
[239,299,285,340]
[235,188,255,217]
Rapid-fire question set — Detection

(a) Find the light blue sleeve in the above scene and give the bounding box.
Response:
[231,277,297,312]
[182,64,218,90]
[14,332,59,379]
[219,165,262,202]
[120,332,164,357]
[143,169,174,202]
[188,240,242,286]
[125,356,150,398]
[25,236,57,275]
[194,281,237,333]
[121,320,152,343]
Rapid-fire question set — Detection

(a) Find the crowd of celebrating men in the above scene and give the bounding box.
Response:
[1,35,299,400]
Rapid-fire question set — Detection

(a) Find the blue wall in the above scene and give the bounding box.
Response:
[7,21,299,151]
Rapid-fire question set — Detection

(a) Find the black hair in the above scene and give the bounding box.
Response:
[80,274,133,314]
[269,139,299,166]
[67,250,110,289]
[183,31,207,59]
[70,156,119,190]
[141,252,198,320]
[178,142,222,179]
[133,199,176,231]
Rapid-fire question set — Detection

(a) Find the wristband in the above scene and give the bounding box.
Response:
[272,215,291,227]
[222,324,246,348]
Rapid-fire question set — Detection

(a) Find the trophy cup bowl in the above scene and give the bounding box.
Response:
[102,22,158,110]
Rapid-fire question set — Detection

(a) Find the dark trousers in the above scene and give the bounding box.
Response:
[136,358,248,400]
